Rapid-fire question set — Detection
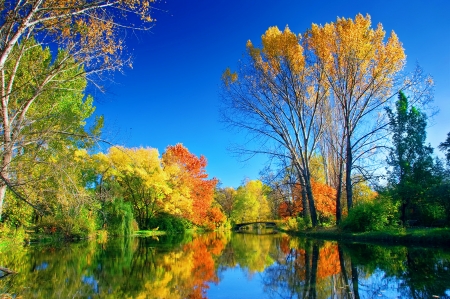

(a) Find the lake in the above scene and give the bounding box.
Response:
[1,230,450,298]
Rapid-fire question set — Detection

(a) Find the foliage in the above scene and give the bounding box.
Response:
[91,147,171,229]
[0,223,28,247]
[438,132,450,164]
[35,206,97,239]
[308,14,406,211]
[341,196,400,232]
[147,213,186,234]
[162,143,220,227]
[222,14,408,228]
[231,180,271,223]
[102,198,134,236]
[386,91,437,225]
[0,39,100,221]
[277,178,336,222]
[352,178,378,205]
[214,187,237,218]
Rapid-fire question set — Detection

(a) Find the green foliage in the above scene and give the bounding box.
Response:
[2,191,34,227]
[386,91,435,224]
[296,217,309,230]
[147,213,186,234]
[231,180,271,223]
[417,203,446,225]
[103,198,134,236]
[36,206,97,239]
[341,196,400,232]
[0,223,28,247]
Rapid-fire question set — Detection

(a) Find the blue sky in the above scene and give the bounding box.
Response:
[93,0,450,188]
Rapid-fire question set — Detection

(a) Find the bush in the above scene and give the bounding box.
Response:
[417,203,446,226]
[147,213,186,234]
[297,217,308,230]
[102,198,134,236]
[36,206,97,239]
[341,196,400,232]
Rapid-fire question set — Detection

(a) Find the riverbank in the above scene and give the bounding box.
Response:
[292,227,450,247]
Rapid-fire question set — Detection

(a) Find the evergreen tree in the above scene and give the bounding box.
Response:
[386,91,434,225]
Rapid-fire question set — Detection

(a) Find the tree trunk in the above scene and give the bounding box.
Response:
[305,179,318,227]
[351,261,360,299]
[335,160,344,224]
[298,174,311,222]
[338,244,351,298]
[309,242,319,299]
[345,134,353,211]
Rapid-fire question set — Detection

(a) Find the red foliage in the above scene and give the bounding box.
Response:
[163,144,218,226]
[278,179,336,219]
[184,234,225,299]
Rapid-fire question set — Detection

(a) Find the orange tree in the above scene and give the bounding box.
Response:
[162,144,223,228]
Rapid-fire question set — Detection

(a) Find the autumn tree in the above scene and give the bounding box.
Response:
[307,14,406,210]
[91,147,173,229]
[162,144,219,227]
[231,180,271,223]
[215,186,237,218]
[0,0,156,219]
[222,26,330,226]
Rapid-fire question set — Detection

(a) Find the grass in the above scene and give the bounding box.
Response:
[134,230,166,237]
[292,226,450,247]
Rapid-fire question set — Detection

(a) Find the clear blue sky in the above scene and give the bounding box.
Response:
[93,0,450,188]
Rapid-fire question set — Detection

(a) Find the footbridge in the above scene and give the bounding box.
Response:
[234,221,278,231]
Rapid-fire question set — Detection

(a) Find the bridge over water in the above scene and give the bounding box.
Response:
[233,221,278,231]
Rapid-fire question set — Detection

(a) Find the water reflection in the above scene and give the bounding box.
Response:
[1,232,450,298]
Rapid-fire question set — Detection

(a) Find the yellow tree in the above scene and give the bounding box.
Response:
[222,26,330,226]
[93,147,178,229]
[307,14,405,210]
[231,180,271,223]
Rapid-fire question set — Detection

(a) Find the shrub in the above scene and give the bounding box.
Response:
[147,213,186,234]
[341,196,400,232]
[36,206,97,239]
[103,198,134,236]
[417,203,446,226]
[296,217,308,230]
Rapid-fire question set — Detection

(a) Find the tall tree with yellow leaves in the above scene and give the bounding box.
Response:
[222,26,329,226]
[307,14,405,210]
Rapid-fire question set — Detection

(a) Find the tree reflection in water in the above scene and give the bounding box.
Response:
[1,232,450,298]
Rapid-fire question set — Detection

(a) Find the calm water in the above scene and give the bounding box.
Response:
[1,230,450,298]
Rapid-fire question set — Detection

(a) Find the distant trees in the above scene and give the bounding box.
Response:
[231,180,271,223]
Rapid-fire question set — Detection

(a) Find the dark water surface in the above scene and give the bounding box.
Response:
[1,230,450,298]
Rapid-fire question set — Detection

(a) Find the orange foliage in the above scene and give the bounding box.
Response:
[281,237,340,281]
[278,179,336,219]
[311,180,336,219]
[317,243,340,279]
[205,206,226,230]
[163,144,219,226]
[184,234,226,299]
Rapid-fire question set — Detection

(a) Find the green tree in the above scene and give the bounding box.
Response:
[0,39,101,220]
[438,132,450,164]
[231,180,271,223]
[0,0,155,220]
[91,147,173,230]
[386,91,435,225]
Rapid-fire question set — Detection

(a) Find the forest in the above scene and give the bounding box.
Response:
[0,2,449,243]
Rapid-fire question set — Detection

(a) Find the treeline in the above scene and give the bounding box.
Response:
[221,14,450,230]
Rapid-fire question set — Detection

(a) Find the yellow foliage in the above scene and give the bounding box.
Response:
[308,13,405,99]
